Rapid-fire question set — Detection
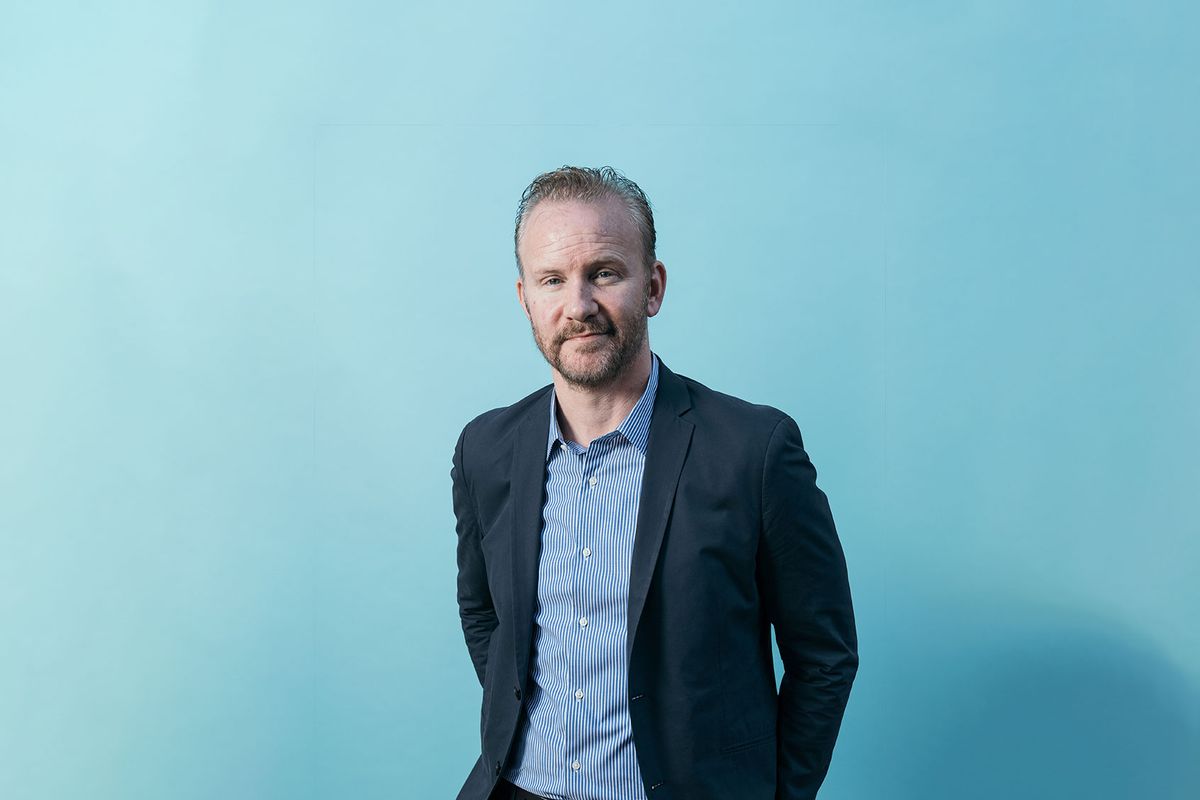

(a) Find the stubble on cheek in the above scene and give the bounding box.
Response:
[523,293,639,388]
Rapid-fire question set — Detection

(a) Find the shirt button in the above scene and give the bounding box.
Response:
[560,444,567,452]
[575,689,584,700]
[582,547,591,558]
[579,617,588,628]
[588,476,597,487]
[571,760,581,771]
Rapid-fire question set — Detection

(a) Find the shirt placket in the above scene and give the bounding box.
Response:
[565,435,607,790]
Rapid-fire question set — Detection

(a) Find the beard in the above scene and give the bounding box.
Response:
[527,303,649,390]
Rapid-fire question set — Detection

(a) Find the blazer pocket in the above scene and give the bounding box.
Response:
[719,731,776,755]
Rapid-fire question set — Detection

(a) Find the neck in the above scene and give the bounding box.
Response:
[553,348,652,449]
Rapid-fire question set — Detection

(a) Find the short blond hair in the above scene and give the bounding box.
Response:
[514,165,656,276]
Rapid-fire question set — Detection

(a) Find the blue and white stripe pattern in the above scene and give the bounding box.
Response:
[505,352,660,800]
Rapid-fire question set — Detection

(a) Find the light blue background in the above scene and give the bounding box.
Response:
[2,2,1197,798]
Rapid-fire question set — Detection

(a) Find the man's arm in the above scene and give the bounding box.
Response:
[451,424,498,687]
[758,414,859,800]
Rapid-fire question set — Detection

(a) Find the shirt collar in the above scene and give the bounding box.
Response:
[546,351,660,459]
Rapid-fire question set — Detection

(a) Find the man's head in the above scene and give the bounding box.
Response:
[514,166,657,279]
[514,166,666,390]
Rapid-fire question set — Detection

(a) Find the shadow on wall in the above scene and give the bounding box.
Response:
[871,588,1200,800]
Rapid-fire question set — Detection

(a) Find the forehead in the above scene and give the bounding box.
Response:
[519,197,641,271]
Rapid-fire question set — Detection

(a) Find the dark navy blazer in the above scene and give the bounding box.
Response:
[452,357,859,800]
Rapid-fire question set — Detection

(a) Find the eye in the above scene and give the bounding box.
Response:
[544,277,562,286]
[596,270,617,279]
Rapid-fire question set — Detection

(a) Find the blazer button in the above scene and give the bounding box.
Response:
[514,686,522,700]
[494,760,501,776]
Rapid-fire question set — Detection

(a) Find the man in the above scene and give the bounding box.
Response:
[451,166,858,800]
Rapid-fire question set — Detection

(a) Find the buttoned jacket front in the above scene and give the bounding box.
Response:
[451,357,859,800]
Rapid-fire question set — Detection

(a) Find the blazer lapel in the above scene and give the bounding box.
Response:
[507,359,695,682]
[509,388,552,687]
[627,359,693,663]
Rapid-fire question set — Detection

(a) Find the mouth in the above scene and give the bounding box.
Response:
[568,331,608,341]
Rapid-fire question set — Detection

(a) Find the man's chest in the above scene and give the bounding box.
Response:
[535,441,647,608]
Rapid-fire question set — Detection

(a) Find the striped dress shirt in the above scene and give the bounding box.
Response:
[504,352,660,800]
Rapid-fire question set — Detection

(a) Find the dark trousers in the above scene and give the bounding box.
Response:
[489,777,553,800]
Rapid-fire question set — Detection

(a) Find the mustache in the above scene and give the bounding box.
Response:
[560,325,613,341]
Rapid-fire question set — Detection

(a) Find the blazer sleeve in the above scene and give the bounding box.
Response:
[451,423,499,687]
[758,414,859,800]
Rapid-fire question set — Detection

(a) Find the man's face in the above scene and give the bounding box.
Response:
[516,198,665,390]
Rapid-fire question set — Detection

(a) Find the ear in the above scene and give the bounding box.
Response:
[516,277,532,322]
[646,261,667,318]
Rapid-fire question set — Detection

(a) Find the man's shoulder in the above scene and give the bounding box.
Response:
[674,368,791,433]
[456,381,553,448]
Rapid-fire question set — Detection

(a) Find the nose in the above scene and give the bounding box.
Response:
[565,278,600,321]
